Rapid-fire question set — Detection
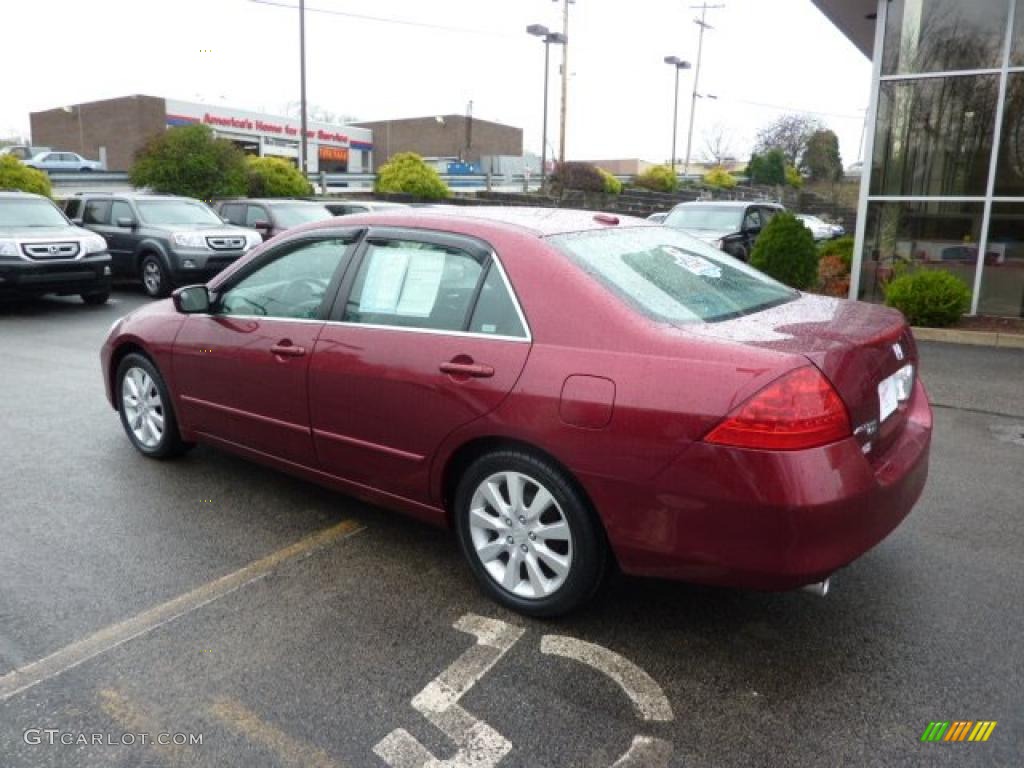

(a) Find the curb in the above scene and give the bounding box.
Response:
[912,326,1024,349]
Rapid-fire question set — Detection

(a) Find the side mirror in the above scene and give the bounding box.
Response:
[172,285,211,314]
[117,217,136,229]
[72,218,84,226]
[253,220,271,233]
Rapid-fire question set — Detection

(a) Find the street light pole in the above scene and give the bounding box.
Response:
[299,0,309,175]
[664,57,692,171]
[528,25,567,187]
[683,3,723,180]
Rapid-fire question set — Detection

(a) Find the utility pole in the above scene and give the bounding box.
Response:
[299,0,309,175]
[557,0,574,166]
[683,3,723,179]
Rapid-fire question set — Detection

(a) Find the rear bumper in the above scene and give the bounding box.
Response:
[0,254,112,297]
[590,378,933,590]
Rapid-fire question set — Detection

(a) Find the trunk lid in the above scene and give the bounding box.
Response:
[679,293,916,456]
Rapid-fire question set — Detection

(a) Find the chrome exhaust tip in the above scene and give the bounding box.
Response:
[801,577,830,597]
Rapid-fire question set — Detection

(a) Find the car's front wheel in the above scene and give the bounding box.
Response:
[454,450,607,617]
[116,353,190,458]
[140,254,171,298]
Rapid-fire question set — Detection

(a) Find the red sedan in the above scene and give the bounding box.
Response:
[101,208,932,616]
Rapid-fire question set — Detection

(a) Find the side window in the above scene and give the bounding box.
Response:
[344,240,483,331]
[64,199,81,219]
[110,201,134,224]
[217,238,349,320]
[760,206,779,223]
[245,205,269,227]
[83,199,112,225]
[742,208,762,230]
[220,204,245,225]
[468,262,527,338]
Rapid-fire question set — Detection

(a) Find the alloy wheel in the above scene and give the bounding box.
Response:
[121,366,165,448]
[143,260,162,295]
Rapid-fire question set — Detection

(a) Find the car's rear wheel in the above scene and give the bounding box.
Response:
[140,254,170,298]
[116,353,189,458]
[454,450,607,617]
[80,290,110,305]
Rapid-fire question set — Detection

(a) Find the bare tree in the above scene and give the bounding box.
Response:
[701,124,735,166]
[281,102,359,124]
[754,114,825,167]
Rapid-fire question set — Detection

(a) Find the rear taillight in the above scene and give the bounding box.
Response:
[704,366,851,451]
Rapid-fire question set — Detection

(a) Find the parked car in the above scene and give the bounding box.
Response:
[830,221,847,238]
[216,199,334,241]
[101,207,932,617]
[0,190,111,303]
[324,200,410,216]
[25,150,105,172]
[0,145,51,161]
[66,193,261,298]
[646,212,668,224]
[796,214,834,241]
[663,201,785,261]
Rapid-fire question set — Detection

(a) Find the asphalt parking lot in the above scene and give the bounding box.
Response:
[1,291,1022,767]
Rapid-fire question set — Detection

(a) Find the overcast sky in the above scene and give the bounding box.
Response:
[3,0,871,166]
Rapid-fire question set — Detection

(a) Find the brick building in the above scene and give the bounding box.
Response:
[352,115,522,167]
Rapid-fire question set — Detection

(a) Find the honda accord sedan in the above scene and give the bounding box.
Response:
[100,207,932,616]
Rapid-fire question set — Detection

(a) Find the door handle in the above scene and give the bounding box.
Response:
[440,361,494,378]
[270,342,306,358]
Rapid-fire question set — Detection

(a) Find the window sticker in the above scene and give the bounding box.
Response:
[360,247,447,317]
[662,245,722,278]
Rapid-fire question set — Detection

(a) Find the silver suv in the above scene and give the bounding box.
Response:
[0,190,112,303]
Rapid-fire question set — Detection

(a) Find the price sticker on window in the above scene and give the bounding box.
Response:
[662,246,722,278]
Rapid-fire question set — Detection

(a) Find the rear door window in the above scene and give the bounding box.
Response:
[83,199,112,225]
[549,227,796,324]
[467,262,527,338]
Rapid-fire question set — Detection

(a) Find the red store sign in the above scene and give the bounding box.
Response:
[202,113,349,145]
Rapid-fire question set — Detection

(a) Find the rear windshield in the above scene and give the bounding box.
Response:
[549,227,797,324]
[137,200,223,226]
[0,198,69,228]
[271,204,334,228]
[663,205,743,231]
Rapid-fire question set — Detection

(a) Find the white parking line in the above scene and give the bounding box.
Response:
[374,614,525,768]
[0,519,364,703]
[540,635,674,722]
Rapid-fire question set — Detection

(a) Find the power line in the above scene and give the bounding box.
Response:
[248,0,509,36]
[714,97,866,121]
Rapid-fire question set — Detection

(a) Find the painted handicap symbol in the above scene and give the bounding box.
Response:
[374,614,673,767]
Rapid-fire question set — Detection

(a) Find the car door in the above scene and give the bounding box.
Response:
[309,229,531,504]
[173,232,359,466]
[741,206,763,253]
[103,200,138,274]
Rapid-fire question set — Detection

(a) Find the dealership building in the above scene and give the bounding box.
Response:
[815,0,1024,317]
[30,95,374,175]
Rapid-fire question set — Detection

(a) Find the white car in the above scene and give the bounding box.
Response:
[25,151,105,173]
[796,214,834,241]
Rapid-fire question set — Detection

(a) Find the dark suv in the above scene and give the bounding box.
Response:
[215,199,333,241]
[0,190,112,303]
[65,194,261,297]
[663,201,785,262]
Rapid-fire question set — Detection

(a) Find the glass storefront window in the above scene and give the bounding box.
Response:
[995,74,1024,197]
[871,76,999,197]
[857,201,984,303]
[978,204,1024,317]
[882,0,1010,75]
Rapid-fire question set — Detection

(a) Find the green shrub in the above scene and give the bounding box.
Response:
[634,165,679,193]
[374,152,449,200]
[749,212,818,289]
[598,168,623,195]
[246,156,312,197]
[785,165,804,189]
[0,155,52,196]
[818,235,854,270]
[747,149,786,186]
[702,166,738,189]
[130,124,247,201]
[884,270,971,327]
[550,162,606,193]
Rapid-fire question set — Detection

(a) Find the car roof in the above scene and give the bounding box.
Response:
[0,189,46,200]
[72,192,203,201]
[673,200,783,208]
[329,206,651,237]
[219,198,326,206]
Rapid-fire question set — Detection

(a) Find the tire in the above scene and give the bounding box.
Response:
[454,450,608,617]
[80,290,110,305]
[140,254,171,298]
[115,353,190,458]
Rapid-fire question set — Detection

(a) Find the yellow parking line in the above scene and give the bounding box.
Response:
[98,688,199,765]
[0,519,364,702]
[210,696,342,768]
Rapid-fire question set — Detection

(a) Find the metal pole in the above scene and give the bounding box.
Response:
[541,39,551,185]
[299,0,309,175]
[682,12,706,179]
[558,0,570,165]
[77,108,85,155]
[671,66,680,170]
